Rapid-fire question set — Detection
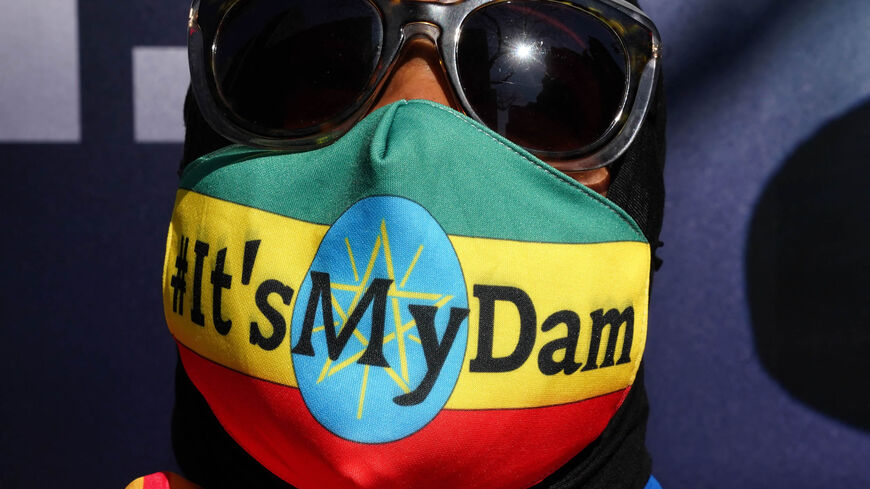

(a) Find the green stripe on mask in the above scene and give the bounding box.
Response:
[179,100,645,244]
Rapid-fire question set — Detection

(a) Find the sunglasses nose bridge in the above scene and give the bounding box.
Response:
[390,20,444,72]
[399,21,442,47]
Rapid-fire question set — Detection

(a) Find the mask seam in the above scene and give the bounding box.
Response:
[378,100,405,161]
[411,100,646,243]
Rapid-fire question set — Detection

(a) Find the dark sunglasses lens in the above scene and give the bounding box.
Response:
[457,1,628,153]
[213,0,382,133]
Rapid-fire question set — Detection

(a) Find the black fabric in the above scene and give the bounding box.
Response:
[179,89,231,176]
[607,72,667,272]
[531,366,652,489]
[172,2,667,485]
[172,353,290,489]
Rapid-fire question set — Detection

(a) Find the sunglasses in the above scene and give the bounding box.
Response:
[188,0,660,170]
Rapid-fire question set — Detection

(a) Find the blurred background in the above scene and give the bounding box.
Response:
[1,0,868,487]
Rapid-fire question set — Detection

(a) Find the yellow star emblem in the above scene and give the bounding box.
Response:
[309,219,455,419]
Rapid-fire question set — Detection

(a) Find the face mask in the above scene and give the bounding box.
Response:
[163,100,650,489]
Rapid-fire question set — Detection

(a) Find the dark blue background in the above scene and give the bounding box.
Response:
[1,0,868,488]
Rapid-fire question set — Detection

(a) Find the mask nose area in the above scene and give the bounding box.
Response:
[367,100,466,170]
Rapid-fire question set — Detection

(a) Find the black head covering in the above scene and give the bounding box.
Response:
[171,3,666,485]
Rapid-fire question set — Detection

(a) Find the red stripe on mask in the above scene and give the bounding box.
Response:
[179,342,629,489]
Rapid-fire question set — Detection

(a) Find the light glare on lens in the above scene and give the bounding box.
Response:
[457,0,628,153]
[509,38,544,64]
[514,43,532,59]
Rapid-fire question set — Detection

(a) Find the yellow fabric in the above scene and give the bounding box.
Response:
[124,478,144,489]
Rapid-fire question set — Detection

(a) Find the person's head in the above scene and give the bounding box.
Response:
[173,1,667,488]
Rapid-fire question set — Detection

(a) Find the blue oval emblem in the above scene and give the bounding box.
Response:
[290,196,468,443]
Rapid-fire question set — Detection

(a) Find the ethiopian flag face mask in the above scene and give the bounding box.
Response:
[163,100,650,489]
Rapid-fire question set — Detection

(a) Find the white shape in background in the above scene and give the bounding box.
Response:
[133,46,188,143]
[0,0,81,142]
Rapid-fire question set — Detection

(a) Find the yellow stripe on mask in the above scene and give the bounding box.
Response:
[446,236,649,409]
[163,190,327,387]
[163,191,649,410]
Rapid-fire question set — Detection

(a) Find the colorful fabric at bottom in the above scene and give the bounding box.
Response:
[126,467,661,488]
[125,472,202,489]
